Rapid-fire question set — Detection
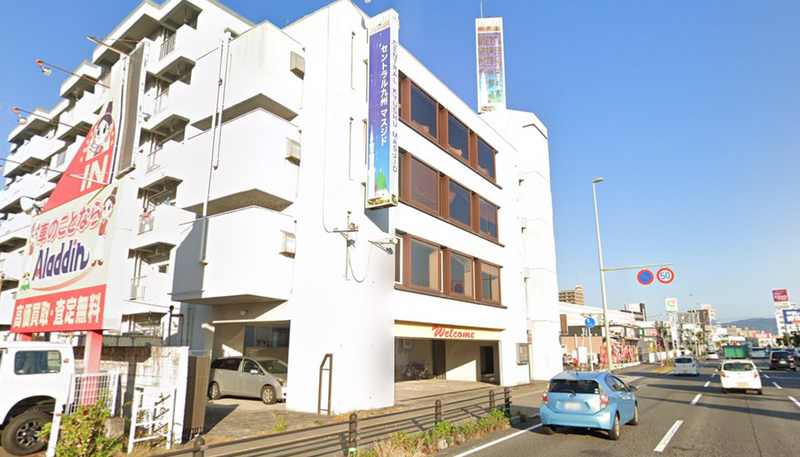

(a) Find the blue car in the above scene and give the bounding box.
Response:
[540,371,639,440]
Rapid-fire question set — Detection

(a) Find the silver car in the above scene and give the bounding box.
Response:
[208,357,288,404]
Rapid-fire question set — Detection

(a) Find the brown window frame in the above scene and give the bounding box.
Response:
[400,74,499,186]
[397,233,502,307]
[403,234,441,294]
[476,195,499,241]
[476,260,502,305]
[444,248,475,299]
[400,151,500,243]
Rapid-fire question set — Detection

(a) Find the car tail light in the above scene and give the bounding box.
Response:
[599,393,609,410]
[720,371,726,378]
[693,363,697,368]
[753,372,758,378]
[542,392,549,406]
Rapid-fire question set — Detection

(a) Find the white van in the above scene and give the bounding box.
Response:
[674,356,700,376]
[0,342,74,455]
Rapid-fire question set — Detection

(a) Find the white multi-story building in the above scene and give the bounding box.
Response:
[0,0,561,413]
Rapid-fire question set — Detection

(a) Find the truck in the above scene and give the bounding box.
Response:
[722,344,751,359]
[0,342,74,456]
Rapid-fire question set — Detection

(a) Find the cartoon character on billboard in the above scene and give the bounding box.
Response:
[86,102,115,159]
[92,188,116,267]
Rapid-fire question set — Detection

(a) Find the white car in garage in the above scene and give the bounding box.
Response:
[673,356,699,376]
[720,360,762,395]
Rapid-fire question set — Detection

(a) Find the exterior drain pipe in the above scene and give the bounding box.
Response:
[199,32,231,265]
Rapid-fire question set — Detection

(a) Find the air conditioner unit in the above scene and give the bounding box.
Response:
[289,51,305,79]
[280,231,296,257]
[286,139,301,163]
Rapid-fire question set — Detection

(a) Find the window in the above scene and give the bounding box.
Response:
[447,114,469,161]
[449,252,473,298]
[409,238,440,291]
[410,83,437,138]
[480,263,501,303]
[477,137,496,179]
[14,351,61,375]
[409,157,439,212]
[399,233,502,306]
[242,360,261,374]
[549,380,600,394]
[258,359,288,375]
[448,181,471,227]
[400,152,499,242]
[221,358,241,371]
[479,198,498,238]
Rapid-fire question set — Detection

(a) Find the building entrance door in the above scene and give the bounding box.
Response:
[480,345,497,383]
[431,340,446,380]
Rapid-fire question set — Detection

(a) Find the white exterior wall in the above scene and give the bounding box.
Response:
[1,0,561,414]
[281,2,396,414]
[481,109,562,381]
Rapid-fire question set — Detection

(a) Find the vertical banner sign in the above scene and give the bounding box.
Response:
[475,17,507,113]
[366,9,400,210]
[116,44,147,177]
[12,65,123,334]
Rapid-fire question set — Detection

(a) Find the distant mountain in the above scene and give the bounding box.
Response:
[720,318,777,334]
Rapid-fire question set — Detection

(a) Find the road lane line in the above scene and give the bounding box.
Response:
[710,373,716,378]
[451,423,542,457]
[762,373,770,379]
[654,420,683,453]
[773,382,782,390]
[690,394,702,405]
[789,396,800,409]
[703,381,710,388]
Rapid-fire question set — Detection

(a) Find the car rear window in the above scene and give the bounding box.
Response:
[548,380,600,394]
[772,352,791,359]
[723,363,754,371]
[675,358,693,364]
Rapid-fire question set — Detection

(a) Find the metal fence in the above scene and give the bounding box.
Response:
[156,388,512,457]
[68,370,120,416]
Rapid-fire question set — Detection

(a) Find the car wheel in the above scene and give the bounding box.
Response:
[542,424,556,435]
[630,404,639,426]
[722,388,728,394]
[1,410,50,456]
[758,389,763,395]
[208,382,221,400]
[608,414,621,441]
[261,385,277,405]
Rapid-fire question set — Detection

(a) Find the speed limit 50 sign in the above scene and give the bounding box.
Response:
[657,267,675,284]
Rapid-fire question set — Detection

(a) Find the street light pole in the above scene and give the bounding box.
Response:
[592,177,613,371]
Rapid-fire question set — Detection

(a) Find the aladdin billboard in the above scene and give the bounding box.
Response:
[11,65,125,334]
[476,17,507,113]
[366,10,400,209]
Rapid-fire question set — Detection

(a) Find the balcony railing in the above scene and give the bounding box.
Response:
[130,276,146,300]
[139,212,156,235]
[154,86,170,114]
[159,33,177,60]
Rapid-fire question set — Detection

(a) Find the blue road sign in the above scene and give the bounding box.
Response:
[637,269,654,285]
[585,317,596,328]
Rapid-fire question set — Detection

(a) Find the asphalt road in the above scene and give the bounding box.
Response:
[437,360,800,457]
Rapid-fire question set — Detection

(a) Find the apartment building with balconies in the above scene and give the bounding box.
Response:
[0,0,561,413]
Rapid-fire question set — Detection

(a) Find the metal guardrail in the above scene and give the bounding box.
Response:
[155,388,512,457]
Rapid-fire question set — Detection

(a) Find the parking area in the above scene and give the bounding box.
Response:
[202,380,500,443]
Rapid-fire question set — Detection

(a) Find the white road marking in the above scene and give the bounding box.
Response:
[773,382,782,390]
[451,423,541,457]
[762,373,770,379]
[710,373,716,378]
[704,381,710,388]
[655,420,684,453]
[690,394,702,405]
[789,396,800,409]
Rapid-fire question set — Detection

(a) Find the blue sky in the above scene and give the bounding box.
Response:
[2,0,798,322]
